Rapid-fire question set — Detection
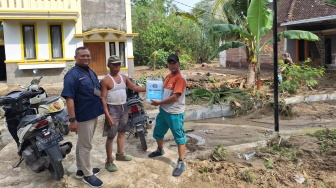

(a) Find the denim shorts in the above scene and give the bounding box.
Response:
[103,104,129,139]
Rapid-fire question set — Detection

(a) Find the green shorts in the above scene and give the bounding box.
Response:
[153,108,187,145]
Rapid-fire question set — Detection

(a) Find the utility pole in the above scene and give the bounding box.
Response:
[273,0,279,132]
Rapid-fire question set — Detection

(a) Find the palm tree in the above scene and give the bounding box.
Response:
[210,0,319,88]
[174,1,217,63]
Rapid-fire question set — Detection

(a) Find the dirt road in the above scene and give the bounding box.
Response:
[1,65,336,187]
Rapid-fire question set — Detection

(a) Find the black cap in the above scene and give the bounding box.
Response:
[167,54,179,63]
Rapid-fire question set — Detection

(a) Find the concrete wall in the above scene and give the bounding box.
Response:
[5,62,75,85]
[316,33,325,66]
[81,0,126,31]
[225,25,286,69]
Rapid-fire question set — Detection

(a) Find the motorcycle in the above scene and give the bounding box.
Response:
[126,87,154,151]
[0,89,72,180]
[21,76,70,135]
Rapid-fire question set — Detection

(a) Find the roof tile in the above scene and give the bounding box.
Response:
[278,0,336,23]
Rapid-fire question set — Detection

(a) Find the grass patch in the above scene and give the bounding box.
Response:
[307,128,336,153]
[211,145,228,161]
[199,166,214,174]
[256,140,300,162]
[241,169,256,183]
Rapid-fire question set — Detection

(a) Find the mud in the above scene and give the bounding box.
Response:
[1,64,336,187]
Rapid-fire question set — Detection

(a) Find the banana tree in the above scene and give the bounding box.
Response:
[210,0,319,88]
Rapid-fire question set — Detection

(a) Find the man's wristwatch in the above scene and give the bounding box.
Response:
[69,117,76,123]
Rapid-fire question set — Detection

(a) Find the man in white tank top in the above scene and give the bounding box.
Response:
[100,55,145,172]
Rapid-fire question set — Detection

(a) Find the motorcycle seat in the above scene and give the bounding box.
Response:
[127,97,142,104]
[40,96,60,105]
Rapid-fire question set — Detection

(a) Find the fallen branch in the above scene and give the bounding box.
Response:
[239,79,246,89]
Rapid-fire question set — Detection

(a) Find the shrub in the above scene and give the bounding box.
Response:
[279,61,325,94]
[179,54,193,70]
[148,49,170,70]
[148,50,193,70]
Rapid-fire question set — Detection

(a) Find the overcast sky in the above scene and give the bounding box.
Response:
[174,0,202,12]
[175,0,273,12]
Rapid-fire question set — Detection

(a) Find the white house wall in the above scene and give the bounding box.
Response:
[3,21,21,60]
[4,20,78,61]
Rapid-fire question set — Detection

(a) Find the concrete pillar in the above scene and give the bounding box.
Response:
[127,58,134,79]
[219,40,226,67]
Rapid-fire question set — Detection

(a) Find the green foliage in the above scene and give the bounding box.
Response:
[264,160,274,169]
[179,54,193,70]
[208,76,216,83]
[135,76,147,86]
[134,72,164,86]
[211,145,228,161]
[148,49,170,70]
[210,0,319,86]
[132,0,215,66]
[148,50,193,70]
[280,62,325,94]
[322,0,336,5]
[241,169,256,183]
[307,128,336,153]
[271,144,299,161]
[188,85,248,106]
[199,166,214,174]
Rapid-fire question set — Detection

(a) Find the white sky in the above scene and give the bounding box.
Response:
[174,0,202,12]
[175,0,273,12]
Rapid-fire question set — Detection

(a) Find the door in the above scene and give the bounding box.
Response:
[325,38,332,65]
[0,45,6,81]
[84,42,106,75]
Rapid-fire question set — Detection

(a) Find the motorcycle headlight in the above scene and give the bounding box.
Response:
[48,98,64,112]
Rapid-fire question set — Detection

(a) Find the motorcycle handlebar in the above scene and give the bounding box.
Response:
[24,89,44,98]
[0,89,44,106]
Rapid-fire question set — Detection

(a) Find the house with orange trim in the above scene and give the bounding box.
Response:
[226,0,336,69]
[0,0,137,85]
[279,0,336,68]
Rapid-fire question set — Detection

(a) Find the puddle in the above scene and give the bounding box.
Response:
[186,133,206,145]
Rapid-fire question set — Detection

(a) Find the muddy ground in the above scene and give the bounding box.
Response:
[1,63,336,187]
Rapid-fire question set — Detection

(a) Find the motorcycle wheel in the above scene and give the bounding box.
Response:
[57,123,69,135]
[48,157,64,180]
[137,129,147,151]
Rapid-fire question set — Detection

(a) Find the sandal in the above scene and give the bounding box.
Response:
[116,153,133,161]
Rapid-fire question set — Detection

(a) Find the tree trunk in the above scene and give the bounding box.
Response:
[245,43,257,89]
[247,63,256,88]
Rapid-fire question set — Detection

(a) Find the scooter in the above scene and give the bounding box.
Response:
[0,89,72,180]
[21,76,70,135]
[126,88,154,151]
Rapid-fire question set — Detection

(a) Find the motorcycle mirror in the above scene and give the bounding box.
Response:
[33,69,39,75]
